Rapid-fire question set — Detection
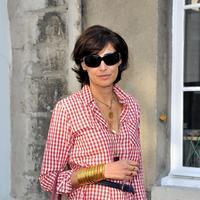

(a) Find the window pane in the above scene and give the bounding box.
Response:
[184,9,200,86]
[185,0,200,5]
[183,91,200,167]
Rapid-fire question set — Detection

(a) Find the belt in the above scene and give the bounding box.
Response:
[97,180,134,194]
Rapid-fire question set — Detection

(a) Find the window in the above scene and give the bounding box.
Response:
[162,0,200,187]
[183,0,200,168]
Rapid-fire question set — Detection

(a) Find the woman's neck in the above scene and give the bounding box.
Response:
[89,84,114,105]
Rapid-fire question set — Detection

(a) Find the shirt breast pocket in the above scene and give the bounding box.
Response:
[71,124,109,165]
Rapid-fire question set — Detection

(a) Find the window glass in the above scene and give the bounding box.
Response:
[184,9,200,86]
[185,0,200,5]
[183,91,200,167]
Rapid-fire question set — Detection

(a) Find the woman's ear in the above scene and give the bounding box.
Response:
[81,62,87,71]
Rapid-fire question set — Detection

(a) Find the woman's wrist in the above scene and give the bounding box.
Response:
[76,164,105,185]
[104,163,113,179]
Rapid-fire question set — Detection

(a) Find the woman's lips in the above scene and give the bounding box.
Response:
[98,74,111,80]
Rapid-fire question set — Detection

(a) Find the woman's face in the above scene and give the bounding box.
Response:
[82,43,121,89]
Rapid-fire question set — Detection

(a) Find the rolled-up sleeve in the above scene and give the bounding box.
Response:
[39,100,74,194]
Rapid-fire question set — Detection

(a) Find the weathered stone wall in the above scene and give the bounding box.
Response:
[8,0,78,199]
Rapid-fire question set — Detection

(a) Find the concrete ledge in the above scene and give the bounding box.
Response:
[151,186,200,200]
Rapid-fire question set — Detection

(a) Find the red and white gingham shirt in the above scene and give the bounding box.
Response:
[39,85,147,200]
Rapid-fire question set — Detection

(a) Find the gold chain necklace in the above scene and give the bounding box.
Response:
[93,95,119,160]
[93,95,115,133]
[94,96,114,120]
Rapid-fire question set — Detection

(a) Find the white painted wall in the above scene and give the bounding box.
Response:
[0,0,11,199]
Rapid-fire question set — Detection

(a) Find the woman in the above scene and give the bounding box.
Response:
[39,25,147,200]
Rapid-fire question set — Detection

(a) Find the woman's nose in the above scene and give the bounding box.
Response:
[98,60,107,70]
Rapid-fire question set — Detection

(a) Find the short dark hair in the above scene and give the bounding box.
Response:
[72,25,129,86]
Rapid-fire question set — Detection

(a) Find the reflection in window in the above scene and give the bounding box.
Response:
[184,9,200,86]
[183,92,200,167]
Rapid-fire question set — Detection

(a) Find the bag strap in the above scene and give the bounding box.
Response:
[51,173,62,200]
[51,140,74,200]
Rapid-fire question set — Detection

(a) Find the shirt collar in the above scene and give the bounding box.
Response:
[80,84,129,107]
[80,85,94,106]
[113,84,129,105]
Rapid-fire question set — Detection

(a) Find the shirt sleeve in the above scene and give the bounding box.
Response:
[132,126,147,200]
[39,100,74,194]
[132,103,147,200]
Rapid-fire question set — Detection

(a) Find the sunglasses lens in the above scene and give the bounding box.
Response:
[103,52,120,66]
[84,55,101,68]
[84,52,121,68]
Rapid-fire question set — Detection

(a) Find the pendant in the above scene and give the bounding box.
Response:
[111,129,116,134]
[108,121,115,134]
[108,111,113,119]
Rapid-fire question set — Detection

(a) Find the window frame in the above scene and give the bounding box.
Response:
[162,0,200,187]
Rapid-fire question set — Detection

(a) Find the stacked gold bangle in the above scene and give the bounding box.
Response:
[77,164,105,185]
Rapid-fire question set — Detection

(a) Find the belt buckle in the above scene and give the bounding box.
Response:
[121,184,125,191]
[121,184,133,193]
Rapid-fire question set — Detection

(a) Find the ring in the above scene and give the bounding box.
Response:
[132,166,135,171]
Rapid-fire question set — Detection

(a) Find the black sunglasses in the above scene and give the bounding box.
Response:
[83,52,121,68]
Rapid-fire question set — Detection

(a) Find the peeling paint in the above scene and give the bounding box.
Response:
[37,77,67,112]
[28,143,44,171]
[29,77,67,113]
[37,12,66,43]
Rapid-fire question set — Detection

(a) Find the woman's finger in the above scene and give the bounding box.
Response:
[128,160,138,167]
[129,165,139,172]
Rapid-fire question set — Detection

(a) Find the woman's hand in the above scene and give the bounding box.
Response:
[104,160,139,181]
